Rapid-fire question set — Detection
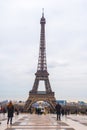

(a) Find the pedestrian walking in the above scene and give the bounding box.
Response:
[55,103,62,120]
[7,101,14,125]
[15,107,19,115]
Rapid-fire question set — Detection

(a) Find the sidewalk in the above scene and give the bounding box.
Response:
[0,113,87,130]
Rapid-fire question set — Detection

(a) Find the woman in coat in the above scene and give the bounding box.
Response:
[7,101,14,125]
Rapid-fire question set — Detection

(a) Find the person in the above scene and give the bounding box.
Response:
[55,103,62,120]
[7,101,14,125]
[15,107,19,115]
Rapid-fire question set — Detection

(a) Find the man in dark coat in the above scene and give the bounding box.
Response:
[7,101,14,125]
[55,103,61,120]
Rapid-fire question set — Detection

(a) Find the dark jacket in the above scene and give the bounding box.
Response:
[7,105,14,117]
[55,103,61,113]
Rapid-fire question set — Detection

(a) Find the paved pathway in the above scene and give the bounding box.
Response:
[0,113,87,130]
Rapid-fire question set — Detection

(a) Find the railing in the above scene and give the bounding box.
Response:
[30,91,54,95]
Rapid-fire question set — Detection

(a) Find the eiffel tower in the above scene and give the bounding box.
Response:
[24,10,56,112]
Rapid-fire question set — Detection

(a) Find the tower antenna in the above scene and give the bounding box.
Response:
[42,8,44,17]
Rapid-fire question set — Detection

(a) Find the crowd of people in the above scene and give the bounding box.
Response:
[1,101,85,125]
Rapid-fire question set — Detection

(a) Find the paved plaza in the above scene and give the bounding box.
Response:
[0,113,87,130]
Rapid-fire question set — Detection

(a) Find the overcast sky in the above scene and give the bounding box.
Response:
[0,0,87,102]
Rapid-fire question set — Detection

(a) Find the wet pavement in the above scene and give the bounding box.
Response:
[0,113,87,130]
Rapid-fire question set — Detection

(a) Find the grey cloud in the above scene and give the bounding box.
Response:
[48,60,69,68]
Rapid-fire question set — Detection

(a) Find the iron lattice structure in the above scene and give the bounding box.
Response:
[24,11,56,112]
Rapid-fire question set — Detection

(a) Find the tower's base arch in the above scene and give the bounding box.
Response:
[24,91,56,113]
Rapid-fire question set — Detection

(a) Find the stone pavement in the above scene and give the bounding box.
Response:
[0,113,87,130]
